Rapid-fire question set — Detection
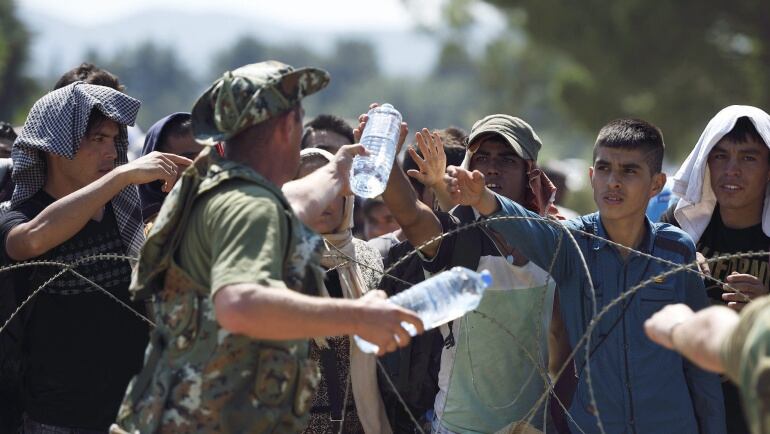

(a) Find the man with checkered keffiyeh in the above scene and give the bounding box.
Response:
[0,82,191,432]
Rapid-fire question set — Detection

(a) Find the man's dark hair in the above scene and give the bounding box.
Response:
[0,122,17,142]
[0,121,17,158]
[300,114,354,148]
[85,108,111,137]
[721,116,766,146]
[440,126,467,149]
[54,63,124,92]
[403,127,467,197]
[157,117,193,152]
[593,118,665,174]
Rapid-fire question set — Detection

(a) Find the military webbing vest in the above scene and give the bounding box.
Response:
[113,148,324,434]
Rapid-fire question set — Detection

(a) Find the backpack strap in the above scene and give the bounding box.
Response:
[447,206,482,271]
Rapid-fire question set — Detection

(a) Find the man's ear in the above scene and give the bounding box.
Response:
[650,172,666,198]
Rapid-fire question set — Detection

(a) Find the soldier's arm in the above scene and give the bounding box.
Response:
[282,144,364,226]
[5,152,189,261]
[213,284,424,356]
[645,303,739,373]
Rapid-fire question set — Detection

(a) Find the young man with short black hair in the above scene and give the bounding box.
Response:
[300,113,355,154]
[448,118,725,433]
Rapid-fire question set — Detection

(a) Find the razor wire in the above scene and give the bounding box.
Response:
[323,214,765,434]
[0,214,766,434]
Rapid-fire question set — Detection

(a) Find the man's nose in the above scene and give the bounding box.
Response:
[607,171,622,188]
[104,142,118,160]
[724,157,741,176]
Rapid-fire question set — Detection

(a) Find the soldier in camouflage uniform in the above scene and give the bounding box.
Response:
[646,298,770,434]
[110,61,423,434]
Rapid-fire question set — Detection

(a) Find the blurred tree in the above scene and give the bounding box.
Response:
[321,40,379,85]
[434,40,477,78]
[209,36,270,80]
[471,0,770,159]
[0,0,39,123]
[313,40,380,108]
[209,36,323,82]
[87,41,200,128]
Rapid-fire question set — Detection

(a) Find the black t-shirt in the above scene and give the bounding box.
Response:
[695,207,770,305]
[0,190,149,430]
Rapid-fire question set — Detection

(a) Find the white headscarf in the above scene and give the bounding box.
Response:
[672,105,770,241]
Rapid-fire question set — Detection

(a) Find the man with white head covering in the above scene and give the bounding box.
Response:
[661,105,770,434]
[0,82,190,432]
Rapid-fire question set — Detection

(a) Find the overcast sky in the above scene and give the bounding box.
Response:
[16,0,441,30]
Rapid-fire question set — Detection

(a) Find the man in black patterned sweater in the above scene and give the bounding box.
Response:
[0,83,190,433]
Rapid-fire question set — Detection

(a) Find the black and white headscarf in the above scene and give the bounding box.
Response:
[9,82,144,258]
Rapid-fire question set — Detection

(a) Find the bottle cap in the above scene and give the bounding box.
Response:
[480,270,493,288]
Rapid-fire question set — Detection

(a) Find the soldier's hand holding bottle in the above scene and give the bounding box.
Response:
[351,290,424,356]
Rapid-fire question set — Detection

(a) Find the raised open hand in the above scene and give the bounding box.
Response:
[406,128,447,189]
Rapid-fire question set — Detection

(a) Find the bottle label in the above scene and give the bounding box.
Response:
[365,114,398,137]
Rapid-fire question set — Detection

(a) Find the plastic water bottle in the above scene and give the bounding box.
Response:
[350,103,402,198]
[354,267,492,354]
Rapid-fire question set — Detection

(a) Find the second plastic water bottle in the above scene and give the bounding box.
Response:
[350,103,402,198]
[354,266,492,354]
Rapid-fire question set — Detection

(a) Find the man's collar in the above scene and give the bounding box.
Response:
[591,214,654,254]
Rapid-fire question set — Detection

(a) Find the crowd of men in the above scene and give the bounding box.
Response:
[0,59,769,434]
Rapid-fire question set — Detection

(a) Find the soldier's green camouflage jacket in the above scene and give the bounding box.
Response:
[722,295,770,434]
[111,147,325,434]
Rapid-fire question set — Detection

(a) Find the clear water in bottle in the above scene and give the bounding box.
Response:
[350,103,402,198]
[354,267,492,354]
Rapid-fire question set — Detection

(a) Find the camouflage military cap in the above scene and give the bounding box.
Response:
[192,60,330,145]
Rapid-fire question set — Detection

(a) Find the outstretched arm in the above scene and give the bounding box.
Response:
[405,129,456,212]
[215,285,424,356]
[645,303,739,374]
[646,303,733,433]
[353,106,444,258]
[381,137,443,257]
[446,165,570,278]
[5,152,190,261]
[282,144,365,225]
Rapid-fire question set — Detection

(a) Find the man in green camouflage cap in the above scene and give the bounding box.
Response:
[111,61,423,434]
